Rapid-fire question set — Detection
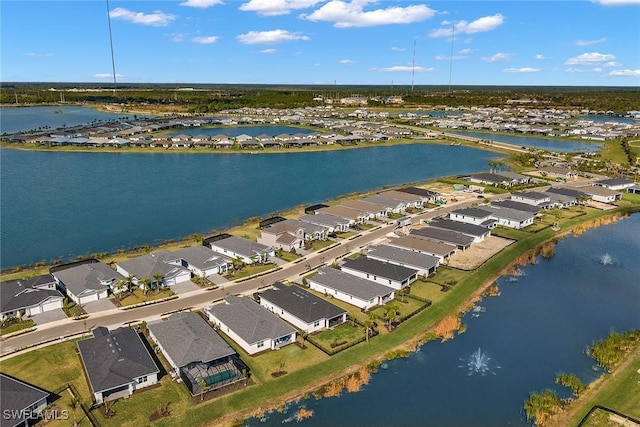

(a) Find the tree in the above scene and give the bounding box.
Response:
[523,390,561,426]
[139,277,151,295]
[124,274,136,294]
[383,303,400,331]
[555,373,587,397]
[153,273,165,292]
[363,318,374,342]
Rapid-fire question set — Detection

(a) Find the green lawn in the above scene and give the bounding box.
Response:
[275,250,302,262]
[117,289,176,307]
[410,280,448,303]
[225,263,277,280]
[427,267,471,287]
[567,352,640,426]
[305,239,336,252]
[370,296,425,319]
[311,322,366,351]
[1,319,35,336]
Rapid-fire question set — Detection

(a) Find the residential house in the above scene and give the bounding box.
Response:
[77,327,160,403]
[0,373,50,427]
[579,185,622,203]
[545,186,588,201]
[340,199,389,219]
[166,246,234,277]
[366,244,439,277]
[427,218,492,243]
[449,207,498,229]
[116,250,192,288]
[299,213,350,233]
[207,236,274,265]
[510,191,552,207]
[397,186,441,204]
[307,267,395,311]
[316,205,368,225]
[539,166,578,181]
[205,296,297,355]
[592,178,636,191]
[380,190,424,208]
[147,312,248,396]
[409,227,474,250]
[340,257,418,290]
[491,199,542,214]
[362,195,406,213]
[259,282,347,333]
[52,261,123,305]
[386,236,457,262]
[257,222,304,251]
[468,172,516,187]
[483,205,535,229]
[1,274,64,321]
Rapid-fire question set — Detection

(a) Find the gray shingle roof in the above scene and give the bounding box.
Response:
[260,282,346,324]
[167,246,232,271]
[410,227,475,247]
[428,218,491,238]
[492,199,541,213]
[388,236,457,257]
[341,257,417,282]
[147,312,235,368]
[206,296,296,345]
[1,274,63,314]
[0,374,49,427]
[210,236,272,258]
[366,245,440,272]
[117,250,190,279]
[53,262,123,297]
[451,207,493,219]
[77,327,159,394]
[299,213,349,229]
[309,267,395,300]
[484,205,535,222]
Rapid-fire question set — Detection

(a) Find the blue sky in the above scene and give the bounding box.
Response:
[2,0,639,86]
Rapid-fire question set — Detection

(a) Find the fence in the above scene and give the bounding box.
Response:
[577,405,640,427]
[306,316,379,356]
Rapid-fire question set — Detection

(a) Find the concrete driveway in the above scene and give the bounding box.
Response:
[171,280,200,294]
[30,308,68,325]
[83,298,117,314]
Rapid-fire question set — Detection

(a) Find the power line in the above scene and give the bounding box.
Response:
[106,0,117,95]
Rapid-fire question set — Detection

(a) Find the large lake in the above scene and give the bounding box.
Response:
[448,130,601,153]
[0,145,498,269]
[250,214,640,426]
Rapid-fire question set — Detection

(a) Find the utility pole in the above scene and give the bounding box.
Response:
[411,39,416,95]
[448,23,455,96]
[106,0,118,96]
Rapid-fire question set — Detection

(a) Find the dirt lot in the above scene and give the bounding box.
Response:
[446,235,515,270]
[414,182,482,204]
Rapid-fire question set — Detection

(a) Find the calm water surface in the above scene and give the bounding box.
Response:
[250,214,640,427]
[0,105,144,134]
[449,130,601,153]
[0,145,497,268]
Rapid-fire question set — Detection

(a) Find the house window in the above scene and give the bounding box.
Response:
[313,320,320,327]
[257,341,265,348]
[389,280,392,285]
[137,376,147,384]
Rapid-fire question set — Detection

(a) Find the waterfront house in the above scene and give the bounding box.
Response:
[147,312,248,396]
[579,185,622,203]
[511,191,552,207]
[386,236,457,262]
[207,235,275,265]
[0,373,50,427]
[307,267,395,311]
[449,207,498,229]
[409,227,474,250]
[340,257,418,290]
[165,246,234,277]
[362,195,407,213]
[366,244,439,277]
[538,166,578,181]
[257,222,304,252]
[380,190,425,208]
[1,274,64,321]
[299,213,350,233]
[259,282,347,333]
[482,205,535,229]
[545,186,588,201]
[316,205,368,225]
[52,261,123,305]
[340,199,389,219]
[77,327,160,404]
[115,251,192,288]
[492,199,542,214]
[468,172,516,187]
[205,296,297,355]
[397,186,442,204]
[427,218,491,243]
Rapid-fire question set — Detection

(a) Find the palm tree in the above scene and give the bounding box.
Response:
[140,277,151,295]
[363,319,374,342]
[153,273,165,292]
[383,303,400,331]
[125,274,136,294]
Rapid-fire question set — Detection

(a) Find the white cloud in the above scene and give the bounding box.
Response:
[180,0,223,8]
[373,65,436,72]
[339,59,355,64]
[171,33,186,42]
[504,67,541,73]
[458,48,476,54]
[608,69,640,76]
[482,52,513,62]
[392,47,406,52]
[573,37,607,46]
[430,14,504,38]
[260,48,278,54]
[109,7,176,26]
[435,54,468,60]
[535,54,545,60]
[240,0,323,16]
[593,0,640,5]
[192,36,219,44]
[565,67,603,73]
[565,52,616,65]
[302,1,437,28]
[237,29,310,45]
[604,61,622,67]
[23,52,53,57]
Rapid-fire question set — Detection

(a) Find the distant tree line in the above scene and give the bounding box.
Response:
[1,83,638,113]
